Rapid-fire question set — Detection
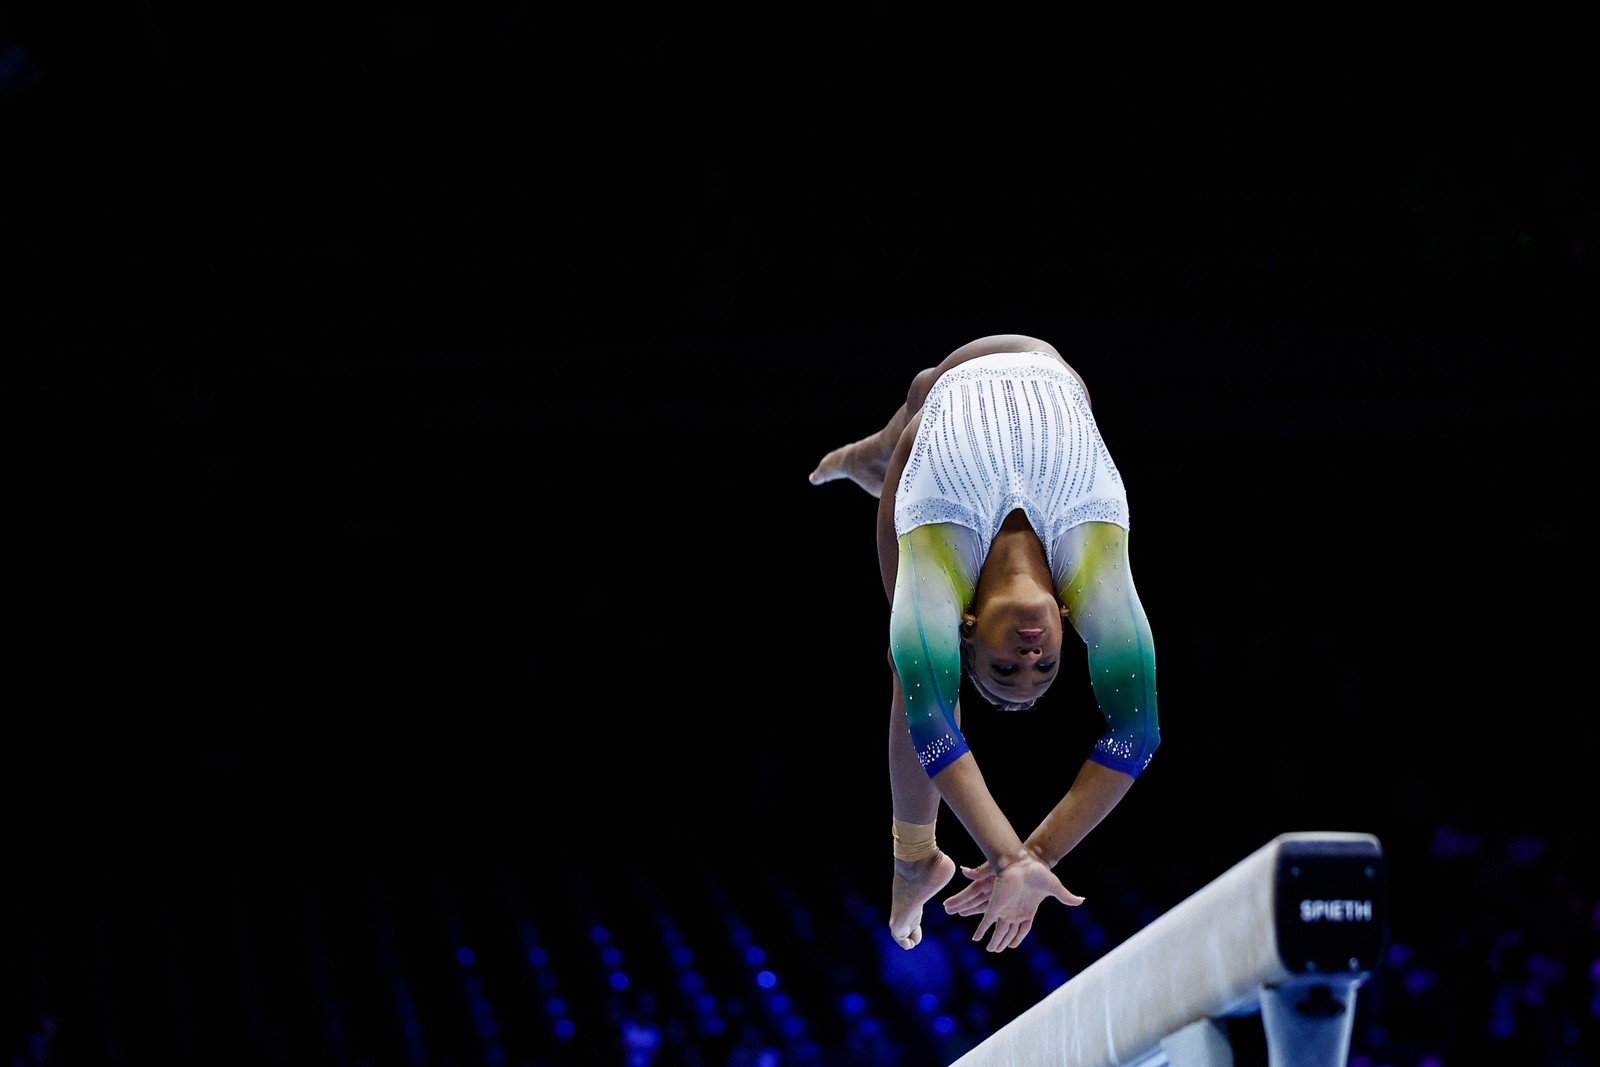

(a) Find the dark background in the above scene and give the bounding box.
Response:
[5,9,1595,1067]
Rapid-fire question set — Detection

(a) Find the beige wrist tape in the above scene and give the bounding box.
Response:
[891,817,938,861]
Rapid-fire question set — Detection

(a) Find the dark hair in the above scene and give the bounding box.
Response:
[959,634,1039,712]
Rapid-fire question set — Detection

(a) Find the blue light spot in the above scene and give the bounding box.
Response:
[695,993,718,1014]
[609,971,630,991]
[1507,834,1544,865]
[621,1022,661,1051]
[455,947,475,966]
[1527,952,1564,987]
[671,945,693,966]
[1403,967,1437,995]
[679,971,704,994]
[601,946,622,967]
[842,993,865,1013]
[589,925,611,945]
[917,992,938,1013]
[1488,990,1516,1038]
[527,946,548,967]
[744,945,767,965]
[769,992,790,1013]
[756,970,777,990]
[973,967,998,991]
[554,1018,576,1039]
[933,1014,956,1035]
[546,997,568,1017]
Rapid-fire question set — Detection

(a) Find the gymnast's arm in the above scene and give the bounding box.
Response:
[1029,526,1159,866]
[883,538,1028,860]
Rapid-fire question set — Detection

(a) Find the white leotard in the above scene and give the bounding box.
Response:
[893,350,1130,587]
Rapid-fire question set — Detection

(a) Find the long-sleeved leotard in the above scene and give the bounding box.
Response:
[888,351,1160,778]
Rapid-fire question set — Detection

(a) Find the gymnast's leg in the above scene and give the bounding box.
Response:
[887,669,956,949]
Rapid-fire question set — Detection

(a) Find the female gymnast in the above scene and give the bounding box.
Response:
[809,334,1160,953]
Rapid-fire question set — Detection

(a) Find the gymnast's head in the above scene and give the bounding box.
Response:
[958,594,1071,712]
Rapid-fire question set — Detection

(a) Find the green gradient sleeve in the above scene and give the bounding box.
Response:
[1056,523,1160,778]
[889,525,979,777]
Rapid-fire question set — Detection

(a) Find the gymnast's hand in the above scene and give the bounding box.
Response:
[944,855,1085,952]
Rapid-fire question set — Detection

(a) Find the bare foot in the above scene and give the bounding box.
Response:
[808,439,888,498]
[889,850,957,949]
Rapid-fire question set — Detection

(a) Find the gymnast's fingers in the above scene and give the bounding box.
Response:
[943,884,989,916]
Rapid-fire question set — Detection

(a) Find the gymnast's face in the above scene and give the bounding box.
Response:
[961,595,1068,708]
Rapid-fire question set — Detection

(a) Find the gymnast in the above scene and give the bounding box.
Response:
[809,334,1160,953]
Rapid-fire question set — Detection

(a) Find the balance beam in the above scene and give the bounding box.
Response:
[949,831,1387,1067]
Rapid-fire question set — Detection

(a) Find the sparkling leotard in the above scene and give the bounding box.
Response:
[888,351,1159,779]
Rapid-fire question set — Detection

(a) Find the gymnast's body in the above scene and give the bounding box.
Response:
[809,334,1160,953]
